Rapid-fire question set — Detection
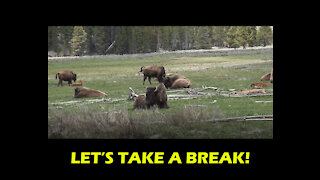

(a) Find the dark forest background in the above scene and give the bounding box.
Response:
[48,26,273,57]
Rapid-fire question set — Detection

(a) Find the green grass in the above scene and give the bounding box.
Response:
[48,52,273,139]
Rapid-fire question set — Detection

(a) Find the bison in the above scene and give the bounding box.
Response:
[171,78,191,89]
[71,80,83,86]
[260,72,271,81]
[74,87,107,98]
[56,70,77,86]
[140,65,166,85]
[163,75,190,89]
[133,94,147,109]
[250,82,269,88]
[145,83,169,109]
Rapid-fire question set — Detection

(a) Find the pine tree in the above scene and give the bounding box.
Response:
[48,26,59,51]
[194,26,212,49]
[235,26,254,49]
[212,26,227,47]
[247,26,257,47]
[226,26,239,49]
[69,26,88,56]
[256,26,273,46]
[160,26,173,51]
[114,26,129,54]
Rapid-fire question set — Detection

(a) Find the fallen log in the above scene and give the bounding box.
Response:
[51,98,126,106]
[206,115,273,122]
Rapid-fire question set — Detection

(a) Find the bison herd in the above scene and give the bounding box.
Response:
[54,66,272,110]
[55,66,190,110]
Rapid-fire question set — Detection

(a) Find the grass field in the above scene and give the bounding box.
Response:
[48,51,273,139]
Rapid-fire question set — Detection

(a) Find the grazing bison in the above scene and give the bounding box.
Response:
[56,70,77,86]
[74,87,107,98]
[140,65,166,85]
[133,94,147,109]
[171,78,191,89]
[145,83,169,109]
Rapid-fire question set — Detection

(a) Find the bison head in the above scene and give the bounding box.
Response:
[145,87,157,107]
[163,77,172,89]
[140,66,145,72]
[73,73,77,82]
[74,87,80,96]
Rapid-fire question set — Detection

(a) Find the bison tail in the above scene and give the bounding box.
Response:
[55,73,59,79]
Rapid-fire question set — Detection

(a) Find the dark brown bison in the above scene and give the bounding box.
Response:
[133,94,147,109]
[140,65,166,85]
[56,70,77,86]
[74,87,107,98]
[145,83,169,109]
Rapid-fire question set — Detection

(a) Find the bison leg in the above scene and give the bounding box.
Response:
[58,79,62,86]
[148,77,152,85]
[68,80,72,86]
[143,76,147,85]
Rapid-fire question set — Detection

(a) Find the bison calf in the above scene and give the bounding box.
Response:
[74,87,107,98]
[71,80,83,86]
[250,82,269,88]
[56,70,77,86]
[146,83,169,109]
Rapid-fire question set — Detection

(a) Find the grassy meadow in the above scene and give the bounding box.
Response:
[48,51,273,139]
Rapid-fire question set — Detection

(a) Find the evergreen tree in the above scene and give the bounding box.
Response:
[247,26,257,47]
[83,26,96,55]
[48,26,59,51]
[212,26,227,47]
[160,26,173,51]
[114,26,129,54]
[194,26,212,49]
[69,26,88,56]
[235,26,254,49]
[256,26,273,46]
[226,26,239,49]
[57,26,73,55]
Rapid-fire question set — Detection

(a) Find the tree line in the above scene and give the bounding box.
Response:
[48,26,273,56]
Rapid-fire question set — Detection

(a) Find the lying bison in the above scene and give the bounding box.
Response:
[146,83,169,109]
[260,70,273,83]
[74,87,107,98]
[56,70,77,86]
[140,65,166,85]
[163,75,191,89]
[133,94,147,109]
[171,78,191,89]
